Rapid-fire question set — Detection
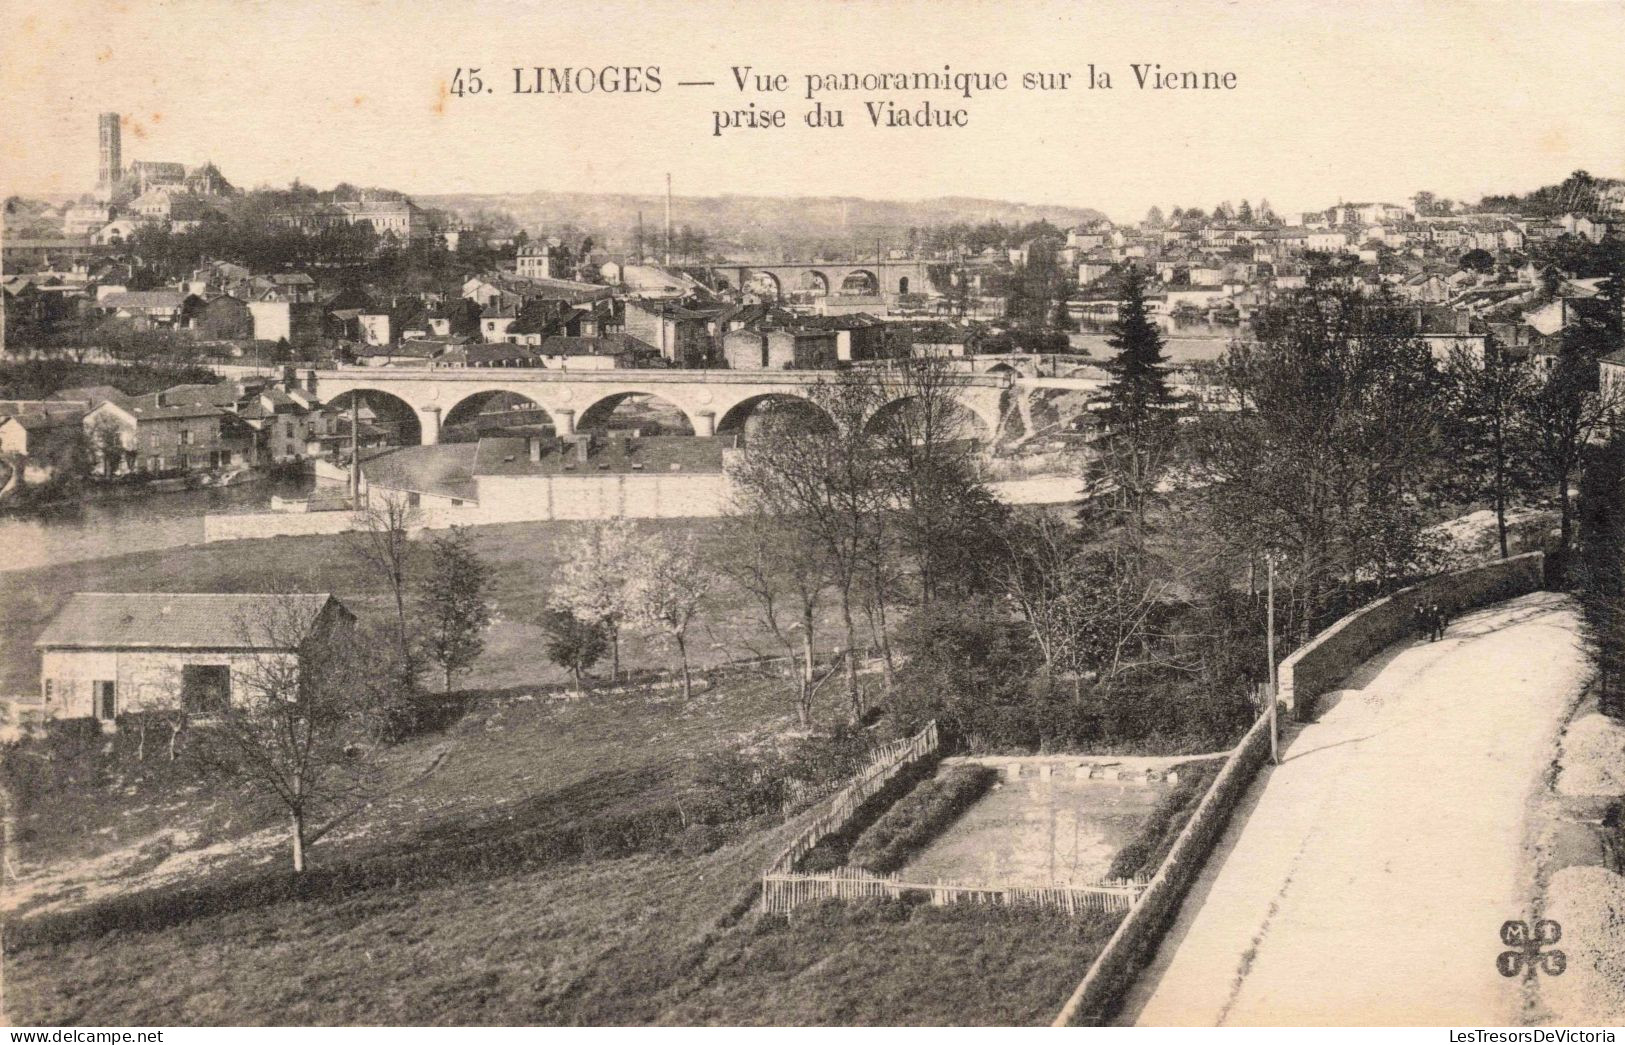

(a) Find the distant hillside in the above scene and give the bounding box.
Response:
[416,190,1107,255]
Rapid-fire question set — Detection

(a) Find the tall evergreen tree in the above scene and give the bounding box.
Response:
[1083,264,1180,545]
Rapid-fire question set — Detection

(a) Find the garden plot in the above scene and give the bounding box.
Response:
[899,766,1170,886]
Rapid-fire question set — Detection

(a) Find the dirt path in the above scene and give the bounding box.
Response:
[1124,591,1586,1026]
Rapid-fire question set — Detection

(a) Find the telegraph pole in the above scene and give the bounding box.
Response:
[349,395,361,507]
[1266,552,1279,764]
[664,173,672,267]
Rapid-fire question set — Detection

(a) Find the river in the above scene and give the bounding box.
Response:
[0,475,315,573]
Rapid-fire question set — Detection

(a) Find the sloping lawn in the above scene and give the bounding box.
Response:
[6,675,819,916]
[5,839,1114,1025]
[657,901,1120,1026]
[5,825,796,1026]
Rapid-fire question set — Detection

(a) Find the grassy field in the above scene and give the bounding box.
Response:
[6,671,827,913]
[0,513,1172,1025]
[4,668,1118,1026]
[0,517,856,698]
[5,843,1115,1025]
[657,902,1121,1026]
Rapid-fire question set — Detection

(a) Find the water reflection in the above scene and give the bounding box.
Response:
[0,474,316,573]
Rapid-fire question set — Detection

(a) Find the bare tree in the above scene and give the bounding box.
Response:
[717,506,834,727]
[1441,343,1540,559]
[1521,351,1625,570]
[187,595,385,873]
[729,385,888,720]
[997,514,1170,683]
[347,490,421,688]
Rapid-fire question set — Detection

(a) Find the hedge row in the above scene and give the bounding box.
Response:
[795,753,945,873]
[1104,759,1223,881]
[846,765,998,874]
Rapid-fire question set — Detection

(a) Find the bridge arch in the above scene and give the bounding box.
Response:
[863,393,994,445]
[576,390,701,437]
[442,389,556,441]
[798,270,831,296]
[326,388,422,446]
[840,269,880,295]
[746,270,783,302]
[715,392,837,442]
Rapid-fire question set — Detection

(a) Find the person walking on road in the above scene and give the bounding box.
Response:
[1415,602,1432,642]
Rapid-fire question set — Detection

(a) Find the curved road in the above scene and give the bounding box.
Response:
[1125,591,1586,1026]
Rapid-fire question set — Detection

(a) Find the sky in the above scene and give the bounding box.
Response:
[3,0,1623,224]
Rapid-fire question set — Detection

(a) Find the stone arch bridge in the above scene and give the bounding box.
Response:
[709,259,939,300]
[302,366,1016,445]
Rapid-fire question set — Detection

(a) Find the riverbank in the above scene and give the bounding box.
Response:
[0,474,315,573]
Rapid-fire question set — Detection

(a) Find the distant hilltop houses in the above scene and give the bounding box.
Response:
[2,113,1622,418]
[35,112,433,250]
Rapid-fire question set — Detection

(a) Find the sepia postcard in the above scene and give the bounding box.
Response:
[1,0,1623,1033]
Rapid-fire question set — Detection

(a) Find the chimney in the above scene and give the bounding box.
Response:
[281,365,296,392]
[528,434,542,462]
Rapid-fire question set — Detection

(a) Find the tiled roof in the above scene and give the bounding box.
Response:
[361,444,479,501]
[1,410,85,431]
[36,593,341,650]
[113,391,225,421]
[102,290,189,309]
[49,386,125,407]
[538,335,635,357]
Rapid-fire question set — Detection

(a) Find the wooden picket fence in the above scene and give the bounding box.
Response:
[761,866,1150,917]
[764,720,940,880]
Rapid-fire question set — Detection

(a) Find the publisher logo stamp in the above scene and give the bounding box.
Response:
[1497,919,1565,977]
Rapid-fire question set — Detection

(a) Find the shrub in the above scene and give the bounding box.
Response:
[780,724,874,794]
[1104,758,1222,880]
[379,690,479,743]
[846,765,997,873]
[684,747,789,826]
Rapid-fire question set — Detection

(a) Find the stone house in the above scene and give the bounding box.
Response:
[721,327,838,370]
[31,592,353,727]
[623,299,713,366]
[0,407,87,482]
[82,390,248,473]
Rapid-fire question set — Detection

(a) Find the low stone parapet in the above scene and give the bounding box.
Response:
[1279,552,1545,720]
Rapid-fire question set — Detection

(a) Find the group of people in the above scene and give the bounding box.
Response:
[1414,600,1451,642]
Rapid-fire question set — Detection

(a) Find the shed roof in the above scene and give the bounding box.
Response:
[36,593,342,650]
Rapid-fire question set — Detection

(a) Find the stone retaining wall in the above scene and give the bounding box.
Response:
[1279,552,1545,720]
[1053,711,1275,1026]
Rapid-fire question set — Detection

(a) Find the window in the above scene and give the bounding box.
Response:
[181,664,231,714]
[182,429,195,446]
